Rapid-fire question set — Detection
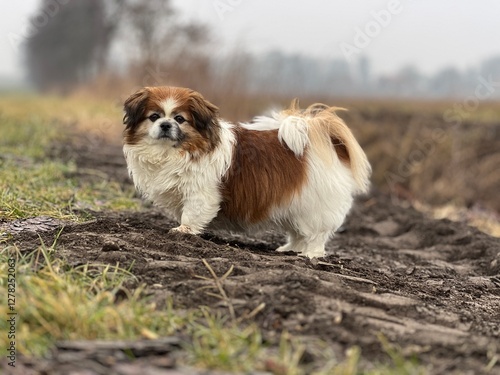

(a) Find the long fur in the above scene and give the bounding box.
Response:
[123,87,371,258]
[243,101,371,194]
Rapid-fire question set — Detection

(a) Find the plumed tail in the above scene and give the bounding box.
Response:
[278,101,372,194]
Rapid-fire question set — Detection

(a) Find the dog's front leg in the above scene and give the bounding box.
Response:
[170,192,220,235]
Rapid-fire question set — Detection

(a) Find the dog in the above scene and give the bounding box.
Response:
[122,86,371,258]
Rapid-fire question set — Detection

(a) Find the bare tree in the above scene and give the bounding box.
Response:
[124,0,175,66]
[122,0,211,87]
[25,0,123,92]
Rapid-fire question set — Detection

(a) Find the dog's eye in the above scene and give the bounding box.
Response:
[148,114,160,122]
[174,115,185,124]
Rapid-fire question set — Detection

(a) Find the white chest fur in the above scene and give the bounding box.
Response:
[123,121,235,228]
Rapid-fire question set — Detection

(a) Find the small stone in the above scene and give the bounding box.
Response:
[373,219,400,237]
[101,241,120,252]
[406,266,416,275]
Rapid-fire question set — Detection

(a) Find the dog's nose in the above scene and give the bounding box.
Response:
[160,121,172,131]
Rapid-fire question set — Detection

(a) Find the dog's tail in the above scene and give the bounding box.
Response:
[278,100,371,194]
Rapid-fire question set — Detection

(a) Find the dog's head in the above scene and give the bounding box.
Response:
[123,86,221,155]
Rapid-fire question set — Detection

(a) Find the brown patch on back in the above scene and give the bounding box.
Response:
[220,127,308,224]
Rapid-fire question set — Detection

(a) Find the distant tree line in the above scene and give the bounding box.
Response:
[238,52,500,100]
[24,0,500,99]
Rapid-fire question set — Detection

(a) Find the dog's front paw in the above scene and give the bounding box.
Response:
[276,243,299,254]
[298,250,326,259]
[170,225,199,235]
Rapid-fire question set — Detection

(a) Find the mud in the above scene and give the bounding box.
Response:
[3,139,500,374]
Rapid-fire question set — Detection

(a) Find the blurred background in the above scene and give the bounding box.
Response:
[1,0,499,234]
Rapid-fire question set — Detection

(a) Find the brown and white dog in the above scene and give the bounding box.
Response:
[123,86,371,258]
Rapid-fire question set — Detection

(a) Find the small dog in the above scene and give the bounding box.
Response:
[123,86,371,258]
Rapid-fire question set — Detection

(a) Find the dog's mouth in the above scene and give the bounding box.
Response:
[158,131,174,140]
[157,131,185,146]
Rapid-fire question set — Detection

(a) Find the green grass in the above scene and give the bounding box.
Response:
[0,113,58,159]
[0,244,189,357]
[187,310,265,372]
[1,160,77,220]
[0,158,139,221]
[0,101,139,221]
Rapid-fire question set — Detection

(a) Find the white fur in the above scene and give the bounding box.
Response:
[277,115,309,157]
[242,112,310,157]
[125,113,369,258]
[124,121,235,234]
[161,98,179,116]
[245,112,368,257]
[148,119,181,141]
[241,111,309,156]
[241,112,281,131]
[273,147,356,258]
[148,99,182,141]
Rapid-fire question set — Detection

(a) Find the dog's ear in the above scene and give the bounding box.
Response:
[188,91,219,130]
[123,88,149,127]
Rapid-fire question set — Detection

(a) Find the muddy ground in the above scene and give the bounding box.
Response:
[3,140,500,375]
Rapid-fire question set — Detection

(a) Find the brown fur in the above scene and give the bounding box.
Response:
[174,90,221,153]
[123,87,221,155]
[330,137,350,164]
[177,125,213,155]
[123,88,149,145]
[220,126,308,225]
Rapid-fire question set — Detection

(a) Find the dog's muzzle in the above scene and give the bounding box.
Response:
[155,121,183,143]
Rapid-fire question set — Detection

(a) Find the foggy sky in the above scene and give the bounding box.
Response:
[1,0,499,81]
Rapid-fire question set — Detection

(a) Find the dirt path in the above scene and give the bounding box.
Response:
[5,140,500,374]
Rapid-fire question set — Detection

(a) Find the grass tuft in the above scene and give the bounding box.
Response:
[0,245,188,357]
[187,309,264,372]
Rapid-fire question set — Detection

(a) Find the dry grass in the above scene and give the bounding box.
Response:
[0,244,426,373]
[0,93,123,142]
[0,245,189,357]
